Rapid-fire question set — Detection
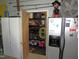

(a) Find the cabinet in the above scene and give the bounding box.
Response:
[1,10,47,59]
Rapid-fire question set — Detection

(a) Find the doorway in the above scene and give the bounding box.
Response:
[21,9,48,59]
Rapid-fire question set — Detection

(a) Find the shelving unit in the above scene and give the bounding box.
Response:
[29,12,47,55]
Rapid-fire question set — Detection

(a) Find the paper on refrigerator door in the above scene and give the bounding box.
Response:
[49,18,62,36]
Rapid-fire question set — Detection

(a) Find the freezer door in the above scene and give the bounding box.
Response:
[63,18,78,59]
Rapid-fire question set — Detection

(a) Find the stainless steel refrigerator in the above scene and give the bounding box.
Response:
[47,18,78,59]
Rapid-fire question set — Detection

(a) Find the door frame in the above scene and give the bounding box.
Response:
[20,9,49,59]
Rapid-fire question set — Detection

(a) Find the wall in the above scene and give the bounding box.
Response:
[0,0,7,17]
[7,0,61,17]
[7,0,78,17]
[7,0,18,16]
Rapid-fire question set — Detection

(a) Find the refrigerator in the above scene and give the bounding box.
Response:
[47,18,78,59]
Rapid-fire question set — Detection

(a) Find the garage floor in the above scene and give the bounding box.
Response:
[0,55,16,59]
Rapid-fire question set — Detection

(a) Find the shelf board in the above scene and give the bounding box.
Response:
[29,18,46,20]
[29,25,45,27]
[29,46,46,55]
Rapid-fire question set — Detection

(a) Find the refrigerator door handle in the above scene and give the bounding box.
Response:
[59,19,65,59]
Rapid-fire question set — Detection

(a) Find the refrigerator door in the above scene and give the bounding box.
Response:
[47,18,62,59]
[63,18,78,59]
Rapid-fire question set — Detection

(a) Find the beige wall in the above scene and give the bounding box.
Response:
[7,0,61,17]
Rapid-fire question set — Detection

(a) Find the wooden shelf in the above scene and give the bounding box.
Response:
[29,25,45,27]
[29,45,46,55]
[29,18,46,20]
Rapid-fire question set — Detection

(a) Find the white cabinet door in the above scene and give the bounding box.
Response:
[1,18,11,56]
[9,17,22,59]
[1,17,22,59]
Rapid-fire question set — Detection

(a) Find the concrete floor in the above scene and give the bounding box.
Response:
[0,55,16,59]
